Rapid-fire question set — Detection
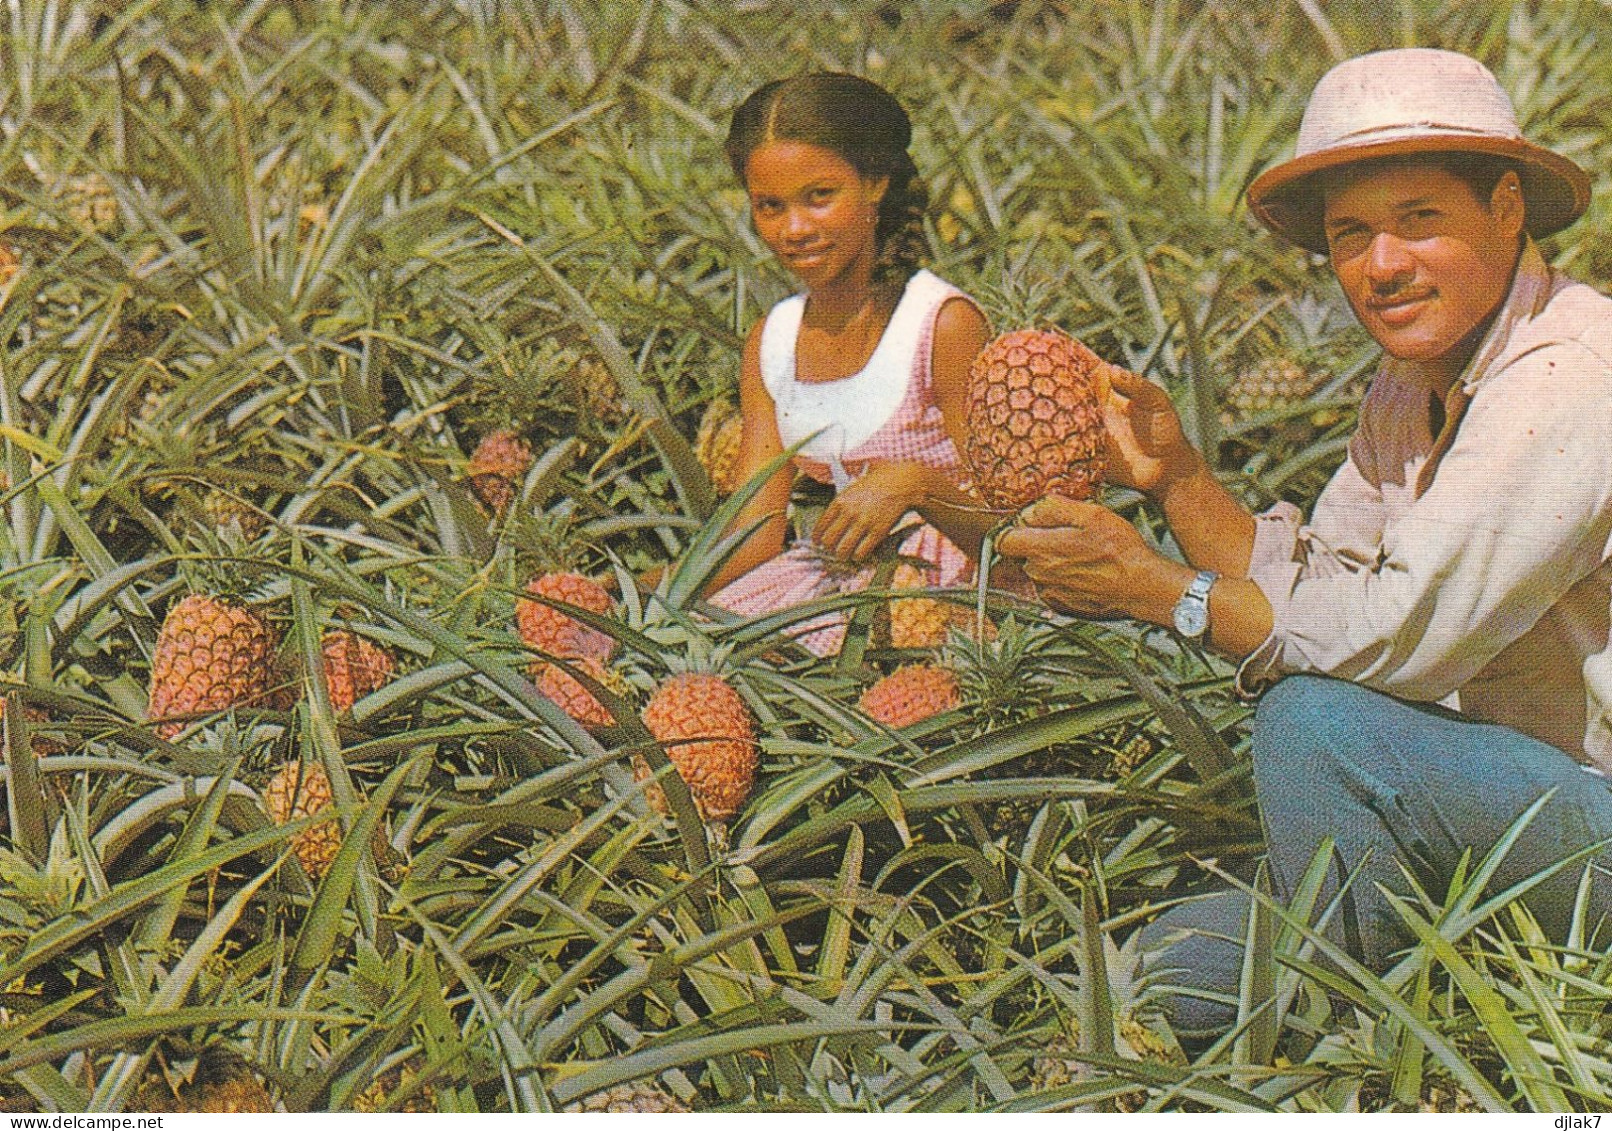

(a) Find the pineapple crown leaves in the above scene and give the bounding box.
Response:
[462,337,586,437]
[0,826,85,922]
[504,502,602,577]
[942,614,1063,726]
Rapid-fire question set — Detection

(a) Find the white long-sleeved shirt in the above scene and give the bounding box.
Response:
[1239,241,1612,767]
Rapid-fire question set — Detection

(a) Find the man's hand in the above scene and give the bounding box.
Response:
[813,462,924,563]
[996,494,1181,620]
[1098,363,1198,496]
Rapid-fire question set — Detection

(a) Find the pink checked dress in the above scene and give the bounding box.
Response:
[709,269,980,656]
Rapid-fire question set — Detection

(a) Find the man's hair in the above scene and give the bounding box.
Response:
[1429,153,1519,203]
[1324,152,1521,211]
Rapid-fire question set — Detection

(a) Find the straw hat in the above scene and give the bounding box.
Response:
[1247,48,1590,254]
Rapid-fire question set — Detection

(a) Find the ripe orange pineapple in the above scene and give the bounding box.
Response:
[262,761,342,880]
[858,664,962,729]
[148,594,280,739]
[963,328,1106,507]
[639,673,757,822]
[320,629,397,713]
[517,571,616,665]
[695,398,745,494]
[467,428,534,517]
[136,1046,274,1113]
[883,563,991,649]
[536,655,628,730]
[0,244,19,287]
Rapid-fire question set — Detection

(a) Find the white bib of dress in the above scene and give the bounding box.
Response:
[759,269,959,486]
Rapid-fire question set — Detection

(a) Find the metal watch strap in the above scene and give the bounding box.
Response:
[1172,569,1219,639]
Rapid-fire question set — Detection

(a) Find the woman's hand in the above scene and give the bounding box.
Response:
[813,461,925,563]
[996,494,1183,620]
[1098,363,1198,497]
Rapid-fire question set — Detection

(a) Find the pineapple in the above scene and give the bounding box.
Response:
[565,1081,690,1113]
[562,355,625,424]
[262,761,342,880]
[320,629,397,713]
[517,571,616,666]
[63,173,118,231]
[882,563,988,650]
[536,655,629,730]
[0,697,64,757]
[147,594,280,739]
[884,563,950,650]
[0,244,19,287]
[203,489,268,541]
[1222,355,1321,423]
[639,673,757,822]
[352,1059,436,1113]
[135,1045,273,1113]
[467,428,534,517]
[695,398,745,494]
[1110,732,1155,778]
[963,328,1106,508]
[858,663,962,729]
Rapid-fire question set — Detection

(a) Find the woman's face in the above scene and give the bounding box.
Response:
[743,140,887,291]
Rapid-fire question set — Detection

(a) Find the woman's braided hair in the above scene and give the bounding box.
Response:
[725,73,929,286]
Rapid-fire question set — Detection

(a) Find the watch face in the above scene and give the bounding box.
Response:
[1174,600,1208,637]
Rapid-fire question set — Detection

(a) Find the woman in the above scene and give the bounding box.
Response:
[705,73,993,656]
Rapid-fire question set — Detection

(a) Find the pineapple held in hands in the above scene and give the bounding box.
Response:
[695,397,745,495]
[963,328,1106,508]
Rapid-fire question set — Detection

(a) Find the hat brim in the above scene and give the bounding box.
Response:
[1247,134,1591,255]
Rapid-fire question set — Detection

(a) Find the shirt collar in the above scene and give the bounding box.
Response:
[1457,237,1559,393]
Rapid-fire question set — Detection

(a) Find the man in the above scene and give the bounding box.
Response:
[998,47,1612,1037]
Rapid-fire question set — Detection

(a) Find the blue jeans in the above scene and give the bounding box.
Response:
[1140,675,1612,1042]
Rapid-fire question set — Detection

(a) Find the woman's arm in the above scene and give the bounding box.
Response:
[699,321,796,596]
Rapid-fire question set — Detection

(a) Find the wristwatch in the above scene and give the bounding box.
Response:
[1172,570,1219,639]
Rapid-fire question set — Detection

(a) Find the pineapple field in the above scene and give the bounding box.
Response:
[3,0,1612,1114]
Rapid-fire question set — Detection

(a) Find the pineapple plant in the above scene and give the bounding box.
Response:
[467,428,534,518]
[135,1044,274,1113]
[963,328,1106,507]
[517,571,617,667]
[565,1081,690,1112]
[639,672,758,823]
[320,629,398,713]
[147,594,281,739]
[857,663,962,729]
[694,397,745,494]
[262,761,342,881]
